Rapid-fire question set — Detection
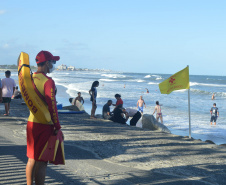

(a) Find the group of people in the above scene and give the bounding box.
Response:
[0,51,162,185]
[86,77,164,126]
[2,50,221,185]
[101,94,142,126]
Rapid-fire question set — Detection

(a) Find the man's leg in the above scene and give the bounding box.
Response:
[34,161,47,185]
[4,103,8,115]
[141,107,143,116]
[156,114,159,122]
[8,103,10,114]
[160,115,163,124]
[130,112,141,126]
[26,158,36,185]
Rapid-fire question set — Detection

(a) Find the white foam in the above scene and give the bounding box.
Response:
[148,82,159,85]
[137,80,145,83]
[144,75,151,78]
[156,77,162,80]
[99,78,117,82]
[101,73,126,78]
[190,82,226,87]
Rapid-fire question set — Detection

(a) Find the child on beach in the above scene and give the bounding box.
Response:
[112,94,123,109]
[137,95,146,115]
[1,70,16,116]
[75,92,84,105]
[89,81,99,118]
[12,86,22,99]
[210,103,219,125]
[153,101,163,123]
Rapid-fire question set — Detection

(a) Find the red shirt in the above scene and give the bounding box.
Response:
[116,98,123,106]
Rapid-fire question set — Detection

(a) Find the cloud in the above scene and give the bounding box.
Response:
[3,44,9,48]
[0,10,6,15]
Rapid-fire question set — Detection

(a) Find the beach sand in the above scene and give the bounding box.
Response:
[0,99,226,184]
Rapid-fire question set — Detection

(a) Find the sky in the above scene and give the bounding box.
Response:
[1,0,226,75]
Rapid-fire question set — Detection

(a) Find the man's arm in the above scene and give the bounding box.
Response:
[143,100,146,108]
[153,106,156,114]
[44,79,61,130]
[82,97,84,104]
[74,97,78,105]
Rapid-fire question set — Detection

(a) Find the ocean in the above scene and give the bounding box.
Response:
[3,70,226,145]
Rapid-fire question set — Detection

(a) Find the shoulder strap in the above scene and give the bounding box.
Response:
[30,71,46,103]
[18,64,46,103]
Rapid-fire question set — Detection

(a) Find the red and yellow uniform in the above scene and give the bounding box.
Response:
[27,72,63,164]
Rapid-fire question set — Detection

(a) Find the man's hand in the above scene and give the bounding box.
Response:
[54,129,64,140]
[54,129,59,135]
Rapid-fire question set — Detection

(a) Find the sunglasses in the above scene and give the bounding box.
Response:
[49,60,56,64]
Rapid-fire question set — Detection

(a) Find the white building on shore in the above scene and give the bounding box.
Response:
[67,66,75,71]
[57,64,67,70]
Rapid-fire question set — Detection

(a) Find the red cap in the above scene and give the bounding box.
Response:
[36,50,60,64]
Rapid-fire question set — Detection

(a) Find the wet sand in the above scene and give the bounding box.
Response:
[0,99,226,184]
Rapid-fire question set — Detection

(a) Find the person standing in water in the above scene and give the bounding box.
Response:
[210,103,219,125]
[212,93,215,100]
[89,81,99,118]
[137,96,146,115]
[153,101,163,123]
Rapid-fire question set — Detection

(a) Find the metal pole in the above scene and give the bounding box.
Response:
[188,88,191,138]
[187,65,191,138]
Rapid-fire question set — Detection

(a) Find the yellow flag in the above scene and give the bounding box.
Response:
[159,66,189,94]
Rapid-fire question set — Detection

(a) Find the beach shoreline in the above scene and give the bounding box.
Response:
[1,99,226,184]
[2,70,226,145]
[55,82,224,145]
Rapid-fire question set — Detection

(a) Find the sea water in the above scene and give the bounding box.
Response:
[4,70,226,145]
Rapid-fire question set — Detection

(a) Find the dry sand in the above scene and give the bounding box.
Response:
[0,99,226,184]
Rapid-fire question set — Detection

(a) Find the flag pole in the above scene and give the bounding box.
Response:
[188,65,191,138]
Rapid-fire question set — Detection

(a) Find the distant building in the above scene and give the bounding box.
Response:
[67,66,75,71]
[57,64,67,70]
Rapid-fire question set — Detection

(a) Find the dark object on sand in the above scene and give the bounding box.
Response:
[205,140,215,144]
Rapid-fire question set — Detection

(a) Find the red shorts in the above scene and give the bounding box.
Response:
[27,121,54,161]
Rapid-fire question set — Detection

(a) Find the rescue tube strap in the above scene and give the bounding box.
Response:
[18,64,30,75]
[18,64,46,103]
[30,72,46,103]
